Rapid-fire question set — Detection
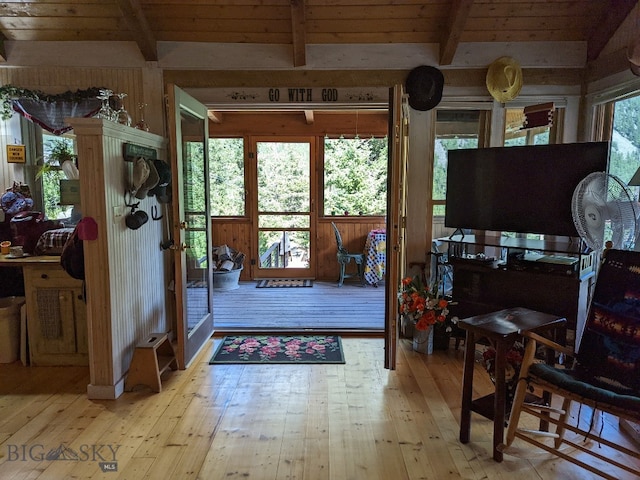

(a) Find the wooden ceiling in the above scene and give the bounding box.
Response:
[0,0,635,67]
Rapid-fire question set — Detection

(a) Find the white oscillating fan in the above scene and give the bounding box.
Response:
[571,172,638,251]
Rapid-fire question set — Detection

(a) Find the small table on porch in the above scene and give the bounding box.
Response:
[458,307,566,462]
[363,229,386,286]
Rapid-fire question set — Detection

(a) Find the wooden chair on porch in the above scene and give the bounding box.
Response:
[330,222,365,287]
[501,248,640,480]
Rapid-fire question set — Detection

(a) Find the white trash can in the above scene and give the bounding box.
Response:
[0,296,25,363]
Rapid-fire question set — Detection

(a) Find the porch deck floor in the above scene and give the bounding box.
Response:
[211,279,385,334]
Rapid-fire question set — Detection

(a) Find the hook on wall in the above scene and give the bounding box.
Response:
[124,190,140,209]
[151,205,163,221]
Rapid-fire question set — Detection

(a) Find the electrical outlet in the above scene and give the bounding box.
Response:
[113,205,125,218]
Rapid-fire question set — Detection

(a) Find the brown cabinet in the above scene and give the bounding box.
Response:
[440,235,596,348]
[23,264,88,366]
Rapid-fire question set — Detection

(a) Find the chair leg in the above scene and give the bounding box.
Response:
[554,397,572,448]
[338,262,345,287]
[505,375,529,446]
[505,339,538,446]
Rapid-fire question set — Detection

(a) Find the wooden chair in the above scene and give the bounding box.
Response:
[502,248,640,480]
[330,222,365,287]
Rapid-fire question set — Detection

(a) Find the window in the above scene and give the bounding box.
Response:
[432,110,485,238]
[504,107,559,146]
[209,138,245,216]
[323,137,387,216]
[610,95,640,192]
[40,133,77,221]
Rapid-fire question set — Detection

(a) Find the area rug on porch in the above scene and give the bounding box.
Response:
[255,279,313,288]
[209,335,344,364]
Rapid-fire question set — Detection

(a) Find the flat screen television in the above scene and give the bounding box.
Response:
[444,142,610,237]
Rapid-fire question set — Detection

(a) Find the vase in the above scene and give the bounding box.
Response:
[412,326,433,354]
[432,328,451,350]
[400,315,415,338]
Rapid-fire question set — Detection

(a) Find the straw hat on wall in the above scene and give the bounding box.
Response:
[486,56,523,103]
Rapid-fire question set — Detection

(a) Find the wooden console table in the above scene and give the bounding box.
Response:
[458,307,565,461]
[437,235,595,351]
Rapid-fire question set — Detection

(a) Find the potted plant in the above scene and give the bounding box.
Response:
[36,139,77,180]
[37,139,80,207]
[398,275,457,353]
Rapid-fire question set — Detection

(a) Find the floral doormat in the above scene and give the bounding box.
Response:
[209,335,345,364]
[256,279,313,288]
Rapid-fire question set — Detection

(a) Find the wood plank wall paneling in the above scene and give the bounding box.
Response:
[70,118,169,398]
[0,115,24,192]
[211,219,252,279]
[320,220,385,281]
[0,66,144,133]
[209,111,389,137]
[0,65,160,180]
[211,219,385,282]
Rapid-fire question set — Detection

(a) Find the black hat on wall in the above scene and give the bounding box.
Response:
[405,65,445,111]
[148,159,172,204]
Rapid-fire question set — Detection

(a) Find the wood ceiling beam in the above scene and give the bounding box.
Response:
[586,0,636,61]
[0,32,6,62]
[440,0,474,66]
[115,0,157,61]
[208,111,223,123]
[304,110,314,124]
[290,0,307,67]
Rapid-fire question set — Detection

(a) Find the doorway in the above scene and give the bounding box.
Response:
[252,137,316,279]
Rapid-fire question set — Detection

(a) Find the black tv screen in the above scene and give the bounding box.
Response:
[444,142,610,237]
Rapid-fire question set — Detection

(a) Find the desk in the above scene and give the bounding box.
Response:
[363,229,385,286]
[459,307,565,462]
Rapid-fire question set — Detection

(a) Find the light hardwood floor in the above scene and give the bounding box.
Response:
[1,337,638,479]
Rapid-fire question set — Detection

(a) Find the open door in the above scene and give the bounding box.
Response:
[167,84,214,369]
[385,85,409,370]
[251,136,316,279]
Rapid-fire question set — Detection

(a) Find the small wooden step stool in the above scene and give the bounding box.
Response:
[125,333,177,393]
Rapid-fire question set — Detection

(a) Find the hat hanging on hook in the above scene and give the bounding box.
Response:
[130,157,150,197]
[405,65,444,111]
[135,158,160,199]
[486,56,523,104]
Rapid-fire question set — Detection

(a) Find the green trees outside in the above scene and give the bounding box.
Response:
[41,135,75,220]
[208,136,389,218]
[610,95,640,188]
[256,141,310,216]
[256,141,311,260]
[323,137,387,216]
[433,137,478,209]
[209,138,244,216]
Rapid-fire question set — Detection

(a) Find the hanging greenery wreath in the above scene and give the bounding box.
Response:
[0,84,104,120]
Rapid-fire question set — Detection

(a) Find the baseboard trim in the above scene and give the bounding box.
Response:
[87,377,125,400]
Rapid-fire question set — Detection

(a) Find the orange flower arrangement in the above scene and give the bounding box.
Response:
[398,275,457,332]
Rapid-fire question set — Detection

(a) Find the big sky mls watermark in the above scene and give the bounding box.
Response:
[6,443,120,473]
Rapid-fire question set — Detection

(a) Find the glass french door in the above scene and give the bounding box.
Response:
[167,84,213,369]
[252,137,315,279]
[385,85,408,370]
